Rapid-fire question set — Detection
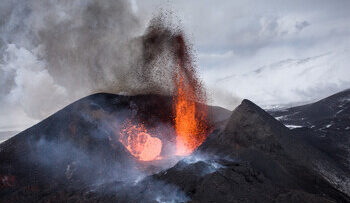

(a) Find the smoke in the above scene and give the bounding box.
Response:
[181,153,225,175]
[1,44,68,119]
[18,95,190,202]
[0,1,224,201]
[207,86,242,110]
[105,177,190,202]
[0,0,191,132]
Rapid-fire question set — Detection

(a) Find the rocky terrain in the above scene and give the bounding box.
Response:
[0,91,349,202]
[269,89,350,184]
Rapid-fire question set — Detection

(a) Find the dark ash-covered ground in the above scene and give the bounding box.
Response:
[0,91,349,202]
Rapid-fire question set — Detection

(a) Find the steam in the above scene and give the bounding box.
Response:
[181,153,224,175]
[0,1,222,201]
[0,0,185,132]
[2,44,68,119]
[21,95,190,202]
[207,87,242,110]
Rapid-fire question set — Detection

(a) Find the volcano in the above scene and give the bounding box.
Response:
[0,93,229,202]
[0,91,349,202]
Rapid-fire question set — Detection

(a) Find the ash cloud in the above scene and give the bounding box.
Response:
[0,0,190,132]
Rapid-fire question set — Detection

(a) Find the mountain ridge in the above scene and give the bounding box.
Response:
[0,92,349,202]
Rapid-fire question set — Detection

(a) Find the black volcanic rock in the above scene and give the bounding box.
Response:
[219,99,288,150]
[269,89,350,194]
[158,99,350,202]
[0,93,349,202]
[269,89,350,167]
[154,157,338,203]
[0,93,230,202]
[154,158,279,202]
[0,93,140,196]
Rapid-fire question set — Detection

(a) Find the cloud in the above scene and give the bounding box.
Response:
[295,21,310,31]
[135,0,350,107]
[0,0,161,132]
[1,0,350,133]
[213,50,350,107]
[0,0,143,131]
[0,0,208,134]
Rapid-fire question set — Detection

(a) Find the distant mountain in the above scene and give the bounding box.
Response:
[215,50,350,106]
[269,89,350,129]
[269,89,350,186]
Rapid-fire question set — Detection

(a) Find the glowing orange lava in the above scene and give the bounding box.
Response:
[119,120,162,161]
[174,71,208,156]
[171,34,209,156]
[119,33,209,160]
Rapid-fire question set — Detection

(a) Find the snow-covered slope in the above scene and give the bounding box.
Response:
[215,50,350,106]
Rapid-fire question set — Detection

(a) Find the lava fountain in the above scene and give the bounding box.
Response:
[118,25,210,161]
[173,72,205,156]
[173,35,209,156]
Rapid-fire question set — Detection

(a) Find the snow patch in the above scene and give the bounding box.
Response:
[285,124,303,129]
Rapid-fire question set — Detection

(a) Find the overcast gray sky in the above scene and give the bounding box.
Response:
[136,0,350,108]
[1,0,350,135]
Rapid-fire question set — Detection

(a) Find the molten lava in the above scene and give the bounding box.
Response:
[119,32,209,161]
[173,35,209,156]
[119,120,162,161]
[173,71,208,156]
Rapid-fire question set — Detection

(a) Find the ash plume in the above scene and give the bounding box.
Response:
[0,2,209,200]
[0,0,204,131]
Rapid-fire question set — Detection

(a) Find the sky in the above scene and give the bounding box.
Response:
[1,0,350,135]
[135,0,350,108]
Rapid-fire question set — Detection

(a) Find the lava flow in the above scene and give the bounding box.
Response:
[119,120,162,161]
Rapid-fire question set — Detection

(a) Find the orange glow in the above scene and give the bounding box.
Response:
[174,71,208,156]
[119,120,162,161]
[118,34,209,160]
